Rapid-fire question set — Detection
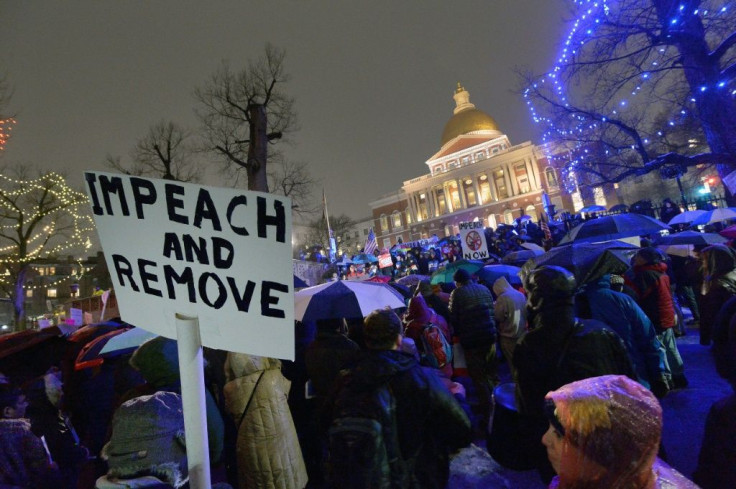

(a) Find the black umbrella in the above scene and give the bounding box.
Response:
[501,249,544,267]
[653,230,727,246]
[520,241,639,285]
[559,214,669,244]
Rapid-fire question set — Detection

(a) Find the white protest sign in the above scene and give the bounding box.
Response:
[459,221,490,260]
[69,308,84,326]
[84,172,295,360]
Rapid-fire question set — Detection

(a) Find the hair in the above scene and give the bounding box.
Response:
[0,384,23,412]
[363,308,403,350]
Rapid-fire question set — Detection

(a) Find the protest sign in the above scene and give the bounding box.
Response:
[378,253,393,269]
[459,221,490,260]
[84,171,294,360]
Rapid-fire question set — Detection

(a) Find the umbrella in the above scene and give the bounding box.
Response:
[657,244,697,258]
[558,214,670,245]
[75,326,157,371]
[294,281,406,322]
[352,253,379,264]
[476,264,523,287]
[294,275,309,289]
[520,242,545,251]
[365,275,390,283]
[430,259,485,285]
[720,225,736,239]
[520,241,639,285]
[653,230,727,246]
[387,281,413,301]
[396,274,430,287]
[579,205,607,213]
[501,249,545,267]
[666,209,706,226]
[690,207,736,226]
[608,204,629,213]
[335,255,354,266]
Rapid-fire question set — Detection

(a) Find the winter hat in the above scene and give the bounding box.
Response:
[130,337,180,388]
[610,274,625,286]
[102,391,188,488]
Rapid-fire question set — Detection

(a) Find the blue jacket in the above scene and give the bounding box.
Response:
[578,275,666,389]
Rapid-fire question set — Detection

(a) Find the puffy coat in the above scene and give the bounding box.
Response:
[492,276,526,340]
[578,276,666,389]
[700,244,736,345]
[626,262,676,330]
[404,295,453,377]
[223,354,307,489]
[448,282,496,349]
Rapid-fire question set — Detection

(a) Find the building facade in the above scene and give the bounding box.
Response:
[369,84,573,248]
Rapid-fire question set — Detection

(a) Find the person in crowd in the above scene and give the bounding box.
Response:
[543,375,698,488]
[492,276,527,378]
[669,253,701,328]
[699,244,736,346]
[693,293,736,488]
[223,353,308,489]
[577,274,669,396]
[416,279,451,325]
[660,198,682,225]
[427,248,440,274]
[513,266,635,483]
[626,247,688,389]
[24,370,89,489]
[305,318,361,401]
[404,292,454,379]
[124,337,225,466]
[448,268,498,432]
[324,308,471,488]
[0,384,59,488]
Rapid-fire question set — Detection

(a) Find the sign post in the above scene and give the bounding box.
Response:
[84,172,294,489]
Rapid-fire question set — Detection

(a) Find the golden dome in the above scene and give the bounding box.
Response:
[440,83,500,146]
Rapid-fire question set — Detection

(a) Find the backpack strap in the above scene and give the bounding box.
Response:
[238,370,265,430]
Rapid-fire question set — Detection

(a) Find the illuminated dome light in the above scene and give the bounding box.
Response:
[440,83,502,147]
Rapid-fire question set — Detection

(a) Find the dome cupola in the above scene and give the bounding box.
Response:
[440,83,500,146]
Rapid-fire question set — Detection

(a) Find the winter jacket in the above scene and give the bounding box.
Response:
[448,282,496,350]
[0,418,56,488]
[693,393,736,489]
[700,244,736,345]
[223,354,308,489]
[578,276,667,390]
[492,276,526,340]
[404,295,453,377]
[626,262,676,330]
[324,349,471,489]
[304,329,360,398]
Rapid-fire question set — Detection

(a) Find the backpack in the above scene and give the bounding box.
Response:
[419,323,453,369]
[327,375,406,489]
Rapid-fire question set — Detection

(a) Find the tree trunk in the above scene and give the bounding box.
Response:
[247,104,270,193]
[13,265,27,330]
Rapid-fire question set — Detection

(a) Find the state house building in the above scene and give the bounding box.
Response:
[369,84,578,249]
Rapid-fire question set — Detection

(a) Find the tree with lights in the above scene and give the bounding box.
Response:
[524,0,736,199]
[0,74,14,153]
[0,166,94,329]
[106,120,203,182]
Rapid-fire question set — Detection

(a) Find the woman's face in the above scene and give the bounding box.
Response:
[542,424,605,485]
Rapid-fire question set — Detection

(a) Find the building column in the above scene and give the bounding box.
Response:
[528,157,541,190]
[425,188,436,218]
[472,177,482,205]
[504,165,516,197]
[456,179,467,209]
[431,187,440,217]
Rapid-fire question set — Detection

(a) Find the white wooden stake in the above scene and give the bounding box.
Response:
[175,313,211,489]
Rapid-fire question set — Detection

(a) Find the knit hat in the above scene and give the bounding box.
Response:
[453,268,471,283]
[102,391,188,488]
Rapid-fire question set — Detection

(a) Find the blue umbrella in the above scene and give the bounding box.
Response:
[559,214,669,244]
[352,253,379,264]
[293,275,309,288]
[294,281,405,322]
[430,259,485,285]
[475,264,523,287]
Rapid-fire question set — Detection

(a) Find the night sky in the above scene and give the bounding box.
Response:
[1,1,569,220]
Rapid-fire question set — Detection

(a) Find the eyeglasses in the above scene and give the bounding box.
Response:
[544,399,565,437]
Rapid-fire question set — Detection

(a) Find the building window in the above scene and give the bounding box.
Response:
[26,289,33,298]
[417,194,429,221]
[487,214,498,229]
[448,160,459,169]
[380,214,389,232]
[492,146,500,154]
[461,156,470,166]
[47,267,56,276]
[504,209,515,225]
[47,288,57,298]
[476,151,486,161]
[447,181,462,211]
[363,228,369,235]
[434,186,448,215]
[392,211,402,229]
[405,208,412,224]
[594,187,607,207]
[525,204,537,219]
[478,175,493,204]
[493,169,508,199]
[382,238,392,249]
[515,163,531,193]
[444,225,453,237]
[545,167,559,188]
[463,178,477,206]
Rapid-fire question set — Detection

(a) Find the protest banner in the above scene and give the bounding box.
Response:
[378,253,393,269]
[85,172,294,489]
[459,221,490,260]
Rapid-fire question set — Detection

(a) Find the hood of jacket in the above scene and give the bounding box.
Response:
[405,294,432,323]
[703,244,736,280]
[492,276,513,296]
[633,262,668,275]
[349,350,417,391]
[580,274,613,293]
[130,337,180,388]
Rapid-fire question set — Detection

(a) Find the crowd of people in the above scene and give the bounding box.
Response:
[3,209,736,488]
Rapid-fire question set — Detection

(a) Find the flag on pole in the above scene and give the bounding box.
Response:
[539,212,552,241]
[364,228,378,255]
[322,189,336,262]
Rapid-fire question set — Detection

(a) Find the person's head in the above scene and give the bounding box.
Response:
[453,268,471,286]
[632,246,664,267]
[416,279,433,298]
[0,385,29,419]
[701,244,736,280]
[542,375,661,488]
[316,317,347,335]
[363,308,403,350]
[524,266,576,314]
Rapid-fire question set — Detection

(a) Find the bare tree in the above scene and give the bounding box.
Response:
[194,44,297,193]
[0,73,15,153]
[523,0,736,194]
[0,165,94,328]
[268,158,317,215]
[106,120,202,182]
[299,214,359,256]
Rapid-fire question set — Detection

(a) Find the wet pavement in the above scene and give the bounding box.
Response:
[448,320,733,488]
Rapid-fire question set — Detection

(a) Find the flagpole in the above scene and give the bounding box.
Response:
[323,189,336,262]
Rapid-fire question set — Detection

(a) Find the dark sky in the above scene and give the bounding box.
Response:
[1,1,570,220]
